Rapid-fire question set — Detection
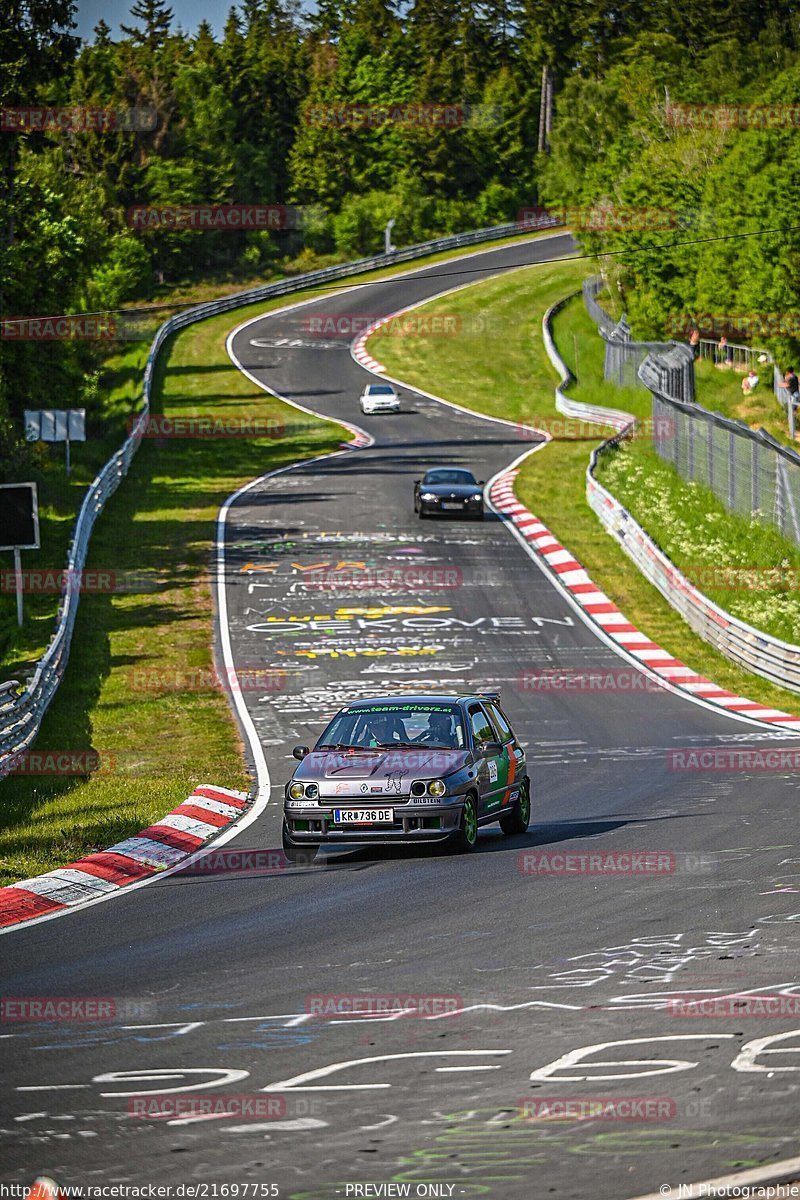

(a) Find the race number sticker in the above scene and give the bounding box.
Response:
[488,760,498,783]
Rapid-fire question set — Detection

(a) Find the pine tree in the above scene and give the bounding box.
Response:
[121,0,174,51]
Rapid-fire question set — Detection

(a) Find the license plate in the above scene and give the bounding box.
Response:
[442,502,463,510]
[333,808,394,824]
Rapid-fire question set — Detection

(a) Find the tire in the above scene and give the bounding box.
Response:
[418,507,427,519]
[499,779,530,836]
[282,820,319,865]
[448,792,479,853]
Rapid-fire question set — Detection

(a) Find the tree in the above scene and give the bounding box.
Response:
[121,0,174,51]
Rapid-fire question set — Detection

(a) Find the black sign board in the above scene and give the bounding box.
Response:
[0,482,40,551]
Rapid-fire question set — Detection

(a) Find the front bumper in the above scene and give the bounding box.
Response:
[362,401,400,414]
[419,498,484,517]
[284,801,463,843]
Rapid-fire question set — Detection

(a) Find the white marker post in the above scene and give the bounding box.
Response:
[384,219,396,255]
[13,548,23,626]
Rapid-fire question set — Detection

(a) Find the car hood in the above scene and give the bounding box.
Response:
[296,747,470,791]
[421,483,480,497]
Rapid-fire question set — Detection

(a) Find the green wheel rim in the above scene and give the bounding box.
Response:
[463,797,478,845]
[519,785,530,825]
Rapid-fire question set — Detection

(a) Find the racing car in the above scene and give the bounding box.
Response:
[414,467,485,519]
[282,693,530,862]
[359,382,401,414]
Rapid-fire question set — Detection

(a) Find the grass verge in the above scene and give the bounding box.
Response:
[368,271,800,717]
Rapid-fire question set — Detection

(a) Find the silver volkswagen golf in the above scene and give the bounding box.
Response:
[282,693,530,862]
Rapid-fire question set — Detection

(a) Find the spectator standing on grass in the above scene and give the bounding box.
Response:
[716,335,733,367]
[778,365,800,411]
[741,367,759,394]
[688,328,700,359]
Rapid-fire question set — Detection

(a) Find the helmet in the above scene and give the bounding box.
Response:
[428,711,455,745]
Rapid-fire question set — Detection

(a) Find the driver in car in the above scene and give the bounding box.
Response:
[360,714,404,747]
[414,711,457,747]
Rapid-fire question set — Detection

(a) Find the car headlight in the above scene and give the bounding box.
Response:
[421,492,438,501]
[428,779,446,797]
[470,492,482,501]
[289,782,305,799]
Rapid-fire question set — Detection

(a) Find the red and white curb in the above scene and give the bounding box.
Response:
[490,471,800,730]
[344,427,372,448]
[353,320,387,374]
[0,784,250,930]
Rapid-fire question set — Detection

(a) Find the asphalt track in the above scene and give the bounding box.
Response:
[3,233,800,1199]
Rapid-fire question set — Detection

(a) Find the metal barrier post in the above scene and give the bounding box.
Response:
[752,439,760,513]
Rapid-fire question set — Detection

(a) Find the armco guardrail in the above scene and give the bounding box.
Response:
[542,291,800,696]
[543,293,633,433]
[0,216,560,777]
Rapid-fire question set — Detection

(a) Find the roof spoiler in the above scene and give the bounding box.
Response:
[478,690,500,702]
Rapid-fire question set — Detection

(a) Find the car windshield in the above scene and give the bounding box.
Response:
[368,386,395,395]
[423,469,477,486]
[316,703,466,749]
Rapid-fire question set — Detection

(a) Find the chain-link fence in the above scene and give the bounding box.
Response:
[549,292,800,695]
[582,276,615,335]
[694,337,794,431]
[582,279,695,402]
[652,391,800,546]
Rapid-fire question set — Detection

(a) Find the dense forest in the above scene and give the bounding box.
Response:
[1,0,800,474]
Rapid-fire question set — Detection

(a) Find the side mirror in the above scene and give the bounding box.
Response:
[414,479,421,485]
[293,745,309,760]
[481,741,503,756]
[478,480,485,485]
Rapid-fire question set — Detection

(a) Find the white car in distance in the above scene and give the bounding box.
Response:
[359,383,401,414]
